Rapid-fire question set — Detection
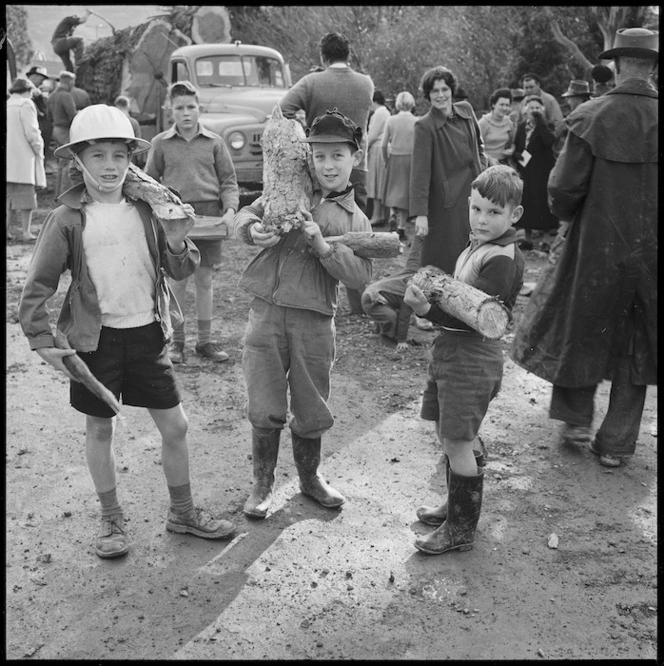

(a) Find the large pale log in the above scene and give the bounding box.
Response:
[123,163,190,220]
[410,265,510,339]
[260,104,314,234]
[325,231,403,258]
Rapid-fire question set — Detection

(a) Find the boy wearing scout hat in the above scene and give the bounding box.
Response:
[234,109,372,519]
[19,104,237,559]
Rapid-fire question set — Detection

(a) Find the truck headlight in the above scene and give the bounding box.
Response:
[229,132,246,151]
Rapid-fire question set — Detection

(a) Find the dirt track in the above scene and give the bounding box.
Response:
[5,207,658,660]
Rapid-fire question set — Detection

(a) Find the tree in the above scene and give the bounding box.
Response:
[5,5,34,71]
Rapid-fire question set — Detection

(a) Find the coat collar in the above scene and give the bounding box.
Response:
[430,101,473,129]
[313,186,356,213]
[607,77,658,99]
[163,122,219,140]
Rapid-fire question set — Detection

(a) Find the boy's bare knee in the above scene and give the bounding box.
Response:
[86,415,115,440]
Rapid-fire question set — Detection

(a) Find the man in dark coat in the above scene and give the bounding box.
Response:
[511,27,658,468]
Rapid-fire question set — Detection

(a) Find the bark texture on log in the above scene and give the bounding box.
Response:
[260,104,314,234]
[325,231,403,258]
[123,163,190,220]
[410,265,510,340]
[54,331,121,414]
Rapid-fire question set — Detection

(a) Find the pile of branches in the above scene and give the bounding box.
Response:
[75,6,199,105]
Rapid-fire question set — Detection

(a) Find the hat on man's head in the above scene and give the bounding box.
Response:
[510,88,525,101]
[598,27,659,60]
[562,79,592,98]
[26,65,49,80]
[301,108,362,150]
[54,104,152,159]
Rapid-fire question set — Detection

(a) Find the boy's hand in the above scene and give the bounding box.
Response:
[219,208,236,226]
[404,284,431,316]
[415,215,429,237]
[250,222,281,248]
[35,347,77,381]
[300,211,330,255]
[158,203,196,252]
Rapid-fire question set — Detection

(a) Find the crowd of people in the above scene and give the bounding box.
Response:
[11,26,658,562]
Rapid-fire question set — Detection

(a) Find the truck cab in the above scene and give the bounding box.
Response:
[164,42,291,188]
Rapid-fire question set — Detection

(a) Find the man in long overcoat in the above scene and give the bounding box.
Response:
[511,28,658,468]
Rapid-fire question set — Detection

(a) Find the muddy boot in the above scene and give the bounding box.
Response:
[291,433,345,508]
[416,450,484,526]
[243,430,280,519]
[415,467,484,555]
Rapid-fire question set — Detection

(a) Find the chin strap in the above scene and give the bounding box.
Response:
[73,154,128,194]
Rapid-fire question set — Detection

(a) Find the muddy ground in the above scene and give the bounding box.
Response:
[5,175,658,660]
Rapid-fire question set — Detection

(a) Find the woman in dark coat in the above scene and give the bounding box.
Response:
[409,66,487,274]
[513,95,558,250]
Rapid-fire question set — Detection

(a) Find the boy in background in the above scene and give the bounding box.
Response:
[146,80,239,364]
[233,109,372,519]
[404,165,524,555]
[361,235,423,351]
[18,105,236,559]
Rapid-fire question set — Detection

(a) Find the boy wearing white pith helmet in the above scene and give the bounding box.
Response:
[18,104,237,560]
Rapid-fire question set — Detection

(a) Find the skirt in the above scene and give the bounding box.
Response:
[6,182,37,210]
[382,154,411,210]
[366,143,386,200]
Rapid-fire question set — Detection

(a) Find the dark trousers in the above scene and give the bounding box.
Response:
[52,36,84,72]
[549,356,648,457]
[345,168,368,314]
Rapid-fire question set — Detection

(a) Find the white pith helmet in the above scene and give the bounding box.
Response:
[54,104,151,159]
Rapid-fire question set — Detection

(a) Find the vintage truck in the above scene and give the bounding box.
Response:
[161,41,292,189]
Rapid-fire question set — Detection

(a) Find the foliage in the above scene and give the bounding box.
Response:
[6,5,34,69]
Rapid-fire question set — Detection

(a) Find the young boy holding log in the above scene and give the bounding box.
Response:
[18,105,236,560]
[404,164,525,555]
[233,109,373,519]
[146,80,240,364]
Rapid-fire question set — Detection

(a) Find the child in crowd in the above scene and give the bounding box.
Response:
[18,105,236,560]
[146,80,239,364]
[404,164,524,555]
[361,234,423,350]
[233,109,373,519]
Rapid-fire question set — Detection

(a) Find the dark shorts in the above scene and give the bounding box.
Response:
[70,322,181,418]
[421,329,503,441]
[190,200,223,268]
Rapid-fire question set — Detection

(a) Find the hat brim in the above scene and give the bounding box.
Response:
[54,137,151,159]
[598,46,659,60]
[562,91,591,98]
[300,135,358,146]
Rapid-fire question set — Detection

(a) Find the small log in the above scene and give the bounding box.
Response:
[54,331,121,414]
[325,231,403,258]
[123,163,190,220]
[409,265,510,339]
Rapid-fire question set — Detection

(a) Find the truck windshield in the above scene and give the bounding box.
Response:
[195,55,285,88]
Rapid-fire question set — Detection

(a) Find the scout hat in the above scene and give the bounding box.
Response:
[26,65,50,80]
[510,88,525,101]
[301,108,363,150]
[561,80,592,98]
[598,27,659,60]
[54,104,151,159]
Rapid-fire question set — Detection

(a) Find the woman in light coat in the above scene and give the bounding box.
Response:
[366,89,391,226]
[6,77,46,241]
[381,91,417,241]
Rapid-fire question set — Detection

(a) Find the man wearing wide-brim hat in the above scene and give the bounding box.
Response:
[25,66,53,160]
[561,80,592,107]
[511,27,658,469]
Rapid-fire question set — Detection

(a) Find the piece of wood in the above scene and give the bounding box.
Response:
[325,231,403,258]
[409,265,510,339]
[123,163,190,220]
[260,104,314,234]
[54,331,121,414]
[187,216,229,240]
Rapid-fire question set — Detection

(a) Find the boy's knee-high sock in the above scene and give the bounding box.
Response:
[197,319,212,345]
[168,482,195,516]
[97,487,123,518]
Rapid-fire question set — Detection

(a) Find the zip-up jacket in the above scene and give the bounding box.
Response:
[18,184,200,352]
[234,189,372,316]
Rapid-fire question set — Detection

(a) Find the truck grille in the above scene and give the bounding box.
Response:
[249,132,262,156]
